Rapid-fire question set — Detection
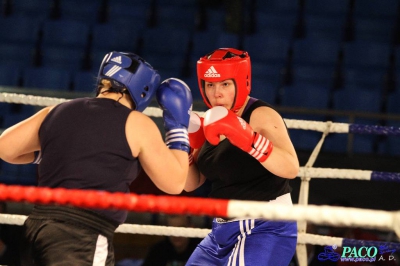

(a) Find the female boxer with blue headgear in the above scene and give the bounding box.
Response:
[0,51,193,265]
[185,48,299,266]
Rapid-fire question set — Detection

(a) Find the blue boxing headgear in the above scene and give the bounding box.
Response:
[97,51,161,112]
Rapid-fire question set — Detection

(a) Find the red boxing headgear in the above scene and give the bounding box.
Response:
[197,48,251,112]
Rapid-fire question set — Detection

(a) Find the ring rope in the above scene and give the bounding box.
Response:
[0,184,399,237]
[298,120,332,209]
[0,92,68,106]
[1,91,400,265]
[296,120,333,259]
[2,92,400,183]
[298,167,400,182]
[0,213,399,250]
[3,92,400,135]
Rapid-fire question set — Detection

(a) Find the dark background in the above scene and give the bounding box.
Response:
[0,0,400,264]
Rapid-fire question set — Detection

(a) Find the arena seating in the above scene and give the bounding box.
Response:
[0,0,399,156]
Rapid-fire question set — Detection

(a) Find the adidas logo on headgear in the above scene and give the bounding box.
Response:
[204,66,220,77]
[111,56,122,64]
[105,65,121,77]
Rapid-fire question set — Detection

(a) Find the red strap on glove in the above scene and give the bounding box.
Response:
[249,132,273,162]
[203,106,273,163]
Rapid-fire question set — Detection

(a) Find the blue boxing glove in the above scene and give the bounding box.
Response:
[156,78,193,153]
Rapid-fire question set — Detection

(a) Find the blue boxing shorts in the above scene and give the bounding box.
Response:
[186,218,297,266]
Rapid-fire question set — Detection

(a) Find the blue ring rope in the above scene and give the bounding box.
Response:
[342,238,400,251]
[349,124,400,135]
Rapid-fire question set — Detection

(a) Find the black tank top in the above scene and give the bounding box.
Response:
[38,97,141,223]
[197,98,291,201]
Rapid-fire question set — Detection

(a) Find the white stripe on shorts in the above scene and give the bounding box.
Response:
[92,234,108,266]
[227,219,255,266]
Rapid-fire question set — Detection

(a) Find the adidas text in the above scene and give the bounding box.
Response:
[204,73,221,77]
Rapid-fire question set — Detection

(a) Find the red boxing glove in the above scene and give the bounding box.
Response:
[188,112,205,149]
[203,106,273,162]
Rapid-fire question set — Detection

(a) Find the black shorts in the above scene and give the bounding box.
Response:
[20,205,118,266]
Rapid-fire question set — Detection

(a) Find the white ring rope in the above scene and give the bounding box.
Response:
[1,204,399,239]
[299,167,372,180]
[0,92,350,133]
[0,92,68,106]
[227,203,400,237]
[0,213,395,249]
[0,213,328,243]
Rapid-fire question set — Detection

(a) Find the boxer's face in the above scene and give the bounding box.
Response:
[204,79,236,110]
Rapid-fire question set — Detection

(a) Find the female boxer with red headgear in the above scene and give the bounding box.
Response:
[0,51,192,265]
[185,48,299,266]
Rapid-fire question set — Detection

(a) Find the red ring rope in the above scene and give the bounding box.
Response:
[0,184,229,217]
